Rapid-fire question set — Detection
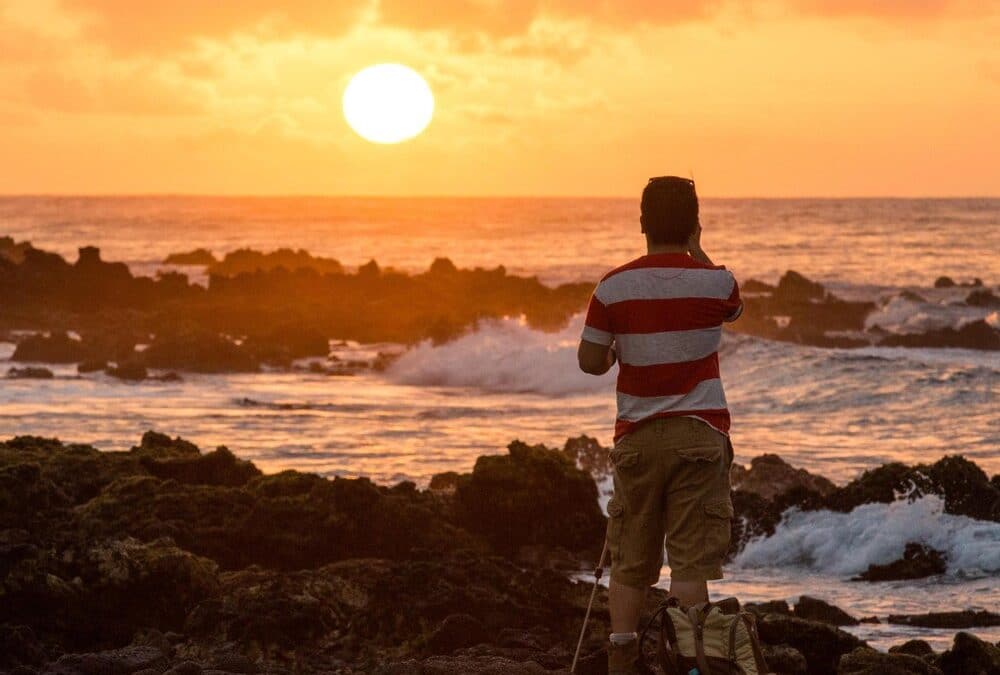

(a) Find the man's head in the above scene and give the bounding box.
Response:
[640,176,699,245]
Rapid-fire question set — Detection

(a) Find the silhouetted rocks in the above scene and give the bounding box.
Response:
[6,366,54,379]
[890,639,936,657]
[105,361,149,381]
[935,276,983,289]
[965,288,1000,308]
[2,433,998,674]
[888,611,1000,629]
[164,248,217,265]
[208,247,345,276]
[793,596,860,626]
[839,647,942,674]
[142,331,259,373]
[452,439,606,555]
[879,319,1000,350]
[938,631,1000,675]
[11,332,87,363]
[853,543,947,581]
[77,358,108,373]
[731,453,836,500]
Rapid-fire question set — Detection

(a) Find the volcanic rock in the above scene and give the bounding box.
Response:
[879,320,1000,350]
[11,332,86,363]
[755,614,866,675]
[793,596,859,626]
[6,366,54,379]
[106,361,149,381]
[965,288,1000,308]
[889,640,936,657]
[731,454,836,499]
[164,249,217,265]
[938,632,1000,675]
[853,542,947,581]
[887,610,1000,629]
[142,331,259,373]
[839,647,942,674]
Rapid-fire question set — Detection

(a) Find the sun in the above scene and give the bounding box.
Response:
[342,64,434,144]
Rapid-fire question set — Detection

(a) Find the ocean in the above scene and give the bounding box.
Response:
[1,195,998,649]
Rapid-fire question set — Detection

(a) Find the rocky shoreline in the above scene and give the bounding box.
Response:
[3,237,998,382]
[2,432,998,674]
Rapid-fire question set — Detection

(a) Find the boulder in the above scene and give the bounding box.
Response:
[139,446,261,487]
[755,614,865,675]
[425,614,490,654]
[937,632,1000,675]
[889,640,936,657]
[77,359,108,373]
[142,332,258,373]
[106,361,149,381]
[879,320,1000,350]
[838,646,942,674]
[11,332,86,363]
[774,270,826,302]
[887,610,1000,629]
[934,276,956,288]
[793,596,859,626]
[965,289,1000,308]
[6,366,54,379]
[164,249,217,265]
[852,543,947,581]
[454,440,606,554]
[731,454,836,499]
[762,643,808,674]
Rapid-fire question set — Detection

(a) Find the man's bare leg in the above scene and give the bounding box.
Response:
[609,578,647,633]
[668,579,708,607]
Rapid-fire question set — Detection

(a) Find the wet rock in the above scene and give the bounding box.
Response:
[425,614,489,654]
[774,270,827,302]
[561,435,611,484]
[11,332,86,363]
[937,631,1000,675]
[755,614,865,675]
[761,643,808,674]
[793,596,859,626]
[140,446,261,487]
[164,249,217,265]
[825,454,1000,522]
[743,278,776,294]
[208,248,344,277]
[853,543,947,581]
[131,431,202,459]
[965,288,1000,308]
[899,290,928,303]
[454,440,605,554]
[745,600,792,617]
[106,361,149,381]
[78,359,108,373]
[887,610,1000,629]
[6,366,54,379]
[838,646,943,674]
[934,276,956,288]
[428,471,460,493]
[890,640,935,657]
[0,623,48,669]
[142,332,258,373]
[241,323,330,365]
[53,645,169,674]
[879,319,1000,350]
[731,454,836,500]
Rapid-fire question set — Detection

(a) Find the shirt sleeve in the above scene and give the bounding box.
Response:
[581,287,613,345]
[722,274,743,323]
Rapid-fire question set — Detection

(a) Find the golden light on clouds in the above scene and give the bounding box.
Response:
[0,0,997,196]
[343,64,434,144]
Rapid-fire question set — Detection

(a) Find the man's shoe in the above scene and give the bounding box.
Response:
[607,639,641,675]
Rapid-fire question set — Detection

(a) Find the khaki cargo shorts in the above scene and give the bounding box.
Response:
[606,416,734,588]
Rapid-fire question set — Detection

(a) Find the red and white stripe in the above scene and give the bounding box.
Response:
[582,252,742,442]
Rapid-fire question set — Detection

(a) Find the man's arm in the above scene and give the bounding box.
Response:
[578,339,616,375]
[689,224,743,321]
[687,224,715,266]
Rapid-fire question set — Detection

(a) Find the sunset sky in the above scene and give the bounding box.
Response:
[1,0,998,197]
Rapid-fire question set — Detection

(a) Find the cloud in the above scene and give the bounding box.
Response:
[59,0,367,52]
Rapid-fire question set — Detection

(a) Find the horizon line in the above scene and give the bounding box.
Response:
[0,192,998,200]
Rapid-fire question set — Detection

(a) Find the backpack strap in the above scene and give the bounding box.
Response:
[688,605,713,675]
[658,609,683,675]
[740,612,770,675]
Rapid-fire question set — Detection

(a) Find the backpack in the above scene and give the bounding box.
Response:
[639,597,772,675]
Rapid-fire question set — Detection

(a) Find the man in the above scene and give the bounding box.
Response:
[577,176,742,675]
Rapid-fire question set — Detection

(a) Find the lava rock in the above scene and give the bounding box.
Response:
[142,331,259,373]
[887,610,1000,629]
[425,614,490,654]
[453,440,606,554]
[793,596,859,626]
[106,361,149,381]
[755,614,866,675]
[879,319,1000,350]
[934,276,956,288]
[77,359,108,373]
[890,640,936,657]
[965,288,1000,308]
[853,543,947,581]
[731,454,836,499]
[11,332,86,363]
[164,249,217,265]
[937,632,1000,675]
[839,646,943,674]
[6,366,54,379]
[140,446,261,487]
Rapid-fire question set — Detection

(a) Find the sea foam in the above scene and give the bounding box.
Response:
[733,495,1000,578]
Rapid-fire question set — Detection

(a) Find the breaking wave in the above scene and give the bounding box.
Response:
[733,495,1000,578]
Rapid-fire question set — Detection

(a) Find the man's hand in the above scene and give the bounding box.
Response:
[687,224,715,265]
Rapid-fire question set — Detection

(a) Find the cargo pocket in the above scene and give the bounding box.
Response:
[677,444,723,464]
[702,497,734,563]
[609,447,640,472]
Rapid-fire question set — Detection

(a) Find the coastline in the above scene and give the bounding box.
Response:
[2,431,997,674]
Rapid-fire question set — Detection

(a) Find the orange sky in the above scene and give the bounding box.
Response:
[0,0,998,197]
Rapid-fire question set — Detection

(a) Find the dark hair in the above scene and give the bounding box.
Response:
[641,176,699,245]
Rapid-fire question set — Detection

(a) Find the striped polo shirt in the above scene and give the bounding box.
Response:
[581,252,743,442]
